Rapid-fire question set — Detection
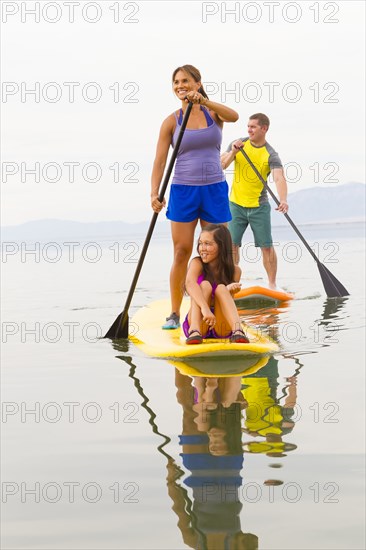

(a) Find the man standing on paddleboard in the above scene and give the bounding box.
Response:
[221,114,288,290]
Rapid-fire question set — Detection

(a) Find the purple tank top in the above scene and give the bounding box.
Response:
[171,107,225,186]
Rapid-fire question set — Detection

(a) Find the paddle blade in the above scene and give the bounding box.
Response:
[317,262,349,297]
[104,311,129,339]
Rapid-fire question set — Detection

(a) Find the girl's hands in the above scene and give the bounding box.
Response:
[226,282,242,296]
[201,305,216,328]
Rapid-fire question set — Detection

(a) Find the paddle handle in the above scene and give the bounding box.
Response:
[238,147,321,264]
[113,102,193,337]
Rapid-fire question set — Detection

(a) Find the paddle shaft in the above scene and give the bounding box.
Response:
[105,102,193,339]
[239,147,321,264]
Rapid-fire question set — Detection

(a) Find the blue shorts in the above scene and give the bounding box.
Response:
[229,201,273,248]
[166,181,232,223]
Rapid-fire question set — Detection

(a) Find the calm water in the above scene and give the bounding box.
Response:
[1,222,365,550]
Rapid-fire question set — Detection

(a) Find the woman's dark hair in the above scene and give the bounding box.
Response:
[197,224,235,285]
[172,64,209,99]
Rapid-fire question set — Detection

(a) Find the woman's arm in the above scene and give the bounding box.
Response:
[185,91,239,124]
[151,114,175,212]
[202,98,239,123]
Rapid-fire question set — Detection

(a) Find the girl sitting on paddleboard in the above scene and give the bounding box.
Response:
[151,64,239,330]
[183,224,249,345]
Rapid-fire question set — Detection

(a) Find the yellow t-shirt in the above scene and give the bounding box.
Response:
[227,137,282,208]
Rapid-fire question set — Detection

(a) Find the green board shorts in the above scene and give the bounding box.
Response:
[229,201,273,248]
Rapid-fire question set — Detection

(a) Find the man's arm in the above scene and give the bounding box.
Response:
[220,139,243,169]
[272,167,289,213]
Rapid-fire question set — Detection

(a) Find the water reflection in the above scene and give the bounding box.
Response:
[237,303,288,345]
[171,355,304,548]
[170,354,270,379]
[312,296,349,348]
[114,339,307,549]
[321,296,348,322]
[234,296,292,310]
[109,293,351,549]
[116,354,172,459]
[173,369,258,550]
[114,350,259,549]
[242,356,298,459]
[112,311,311,549]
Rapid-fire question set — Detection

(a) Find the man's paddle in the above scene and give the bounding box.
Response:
[238,146,349,297]
[104,101,193,339]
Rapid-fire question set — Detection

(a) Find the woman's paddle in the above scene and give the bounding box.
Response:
[238,146,349,297]
[104,101,193,339]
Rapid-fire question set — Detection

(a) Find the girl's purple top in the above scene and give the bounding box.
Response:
[197,272,217,292]
[171,107,225,186]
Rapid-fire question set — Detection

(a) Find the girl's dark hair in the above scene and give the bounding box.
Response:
[207,403,243,455]
[197,224,235,285]
[172,64,209,99]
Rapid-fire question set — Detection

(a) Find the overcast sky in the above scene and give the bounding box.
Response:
[1,0,365,226]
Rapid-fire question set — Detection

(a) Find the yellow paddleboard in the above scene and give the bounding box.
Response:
[129,299,278,359]
[234,286,294,304]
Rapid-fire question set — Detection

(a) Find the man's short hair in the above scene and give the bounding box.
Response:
[249,113,270,129]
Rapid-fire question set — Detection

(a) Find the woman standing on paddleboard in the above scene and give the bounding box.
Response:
[151,64,239,329]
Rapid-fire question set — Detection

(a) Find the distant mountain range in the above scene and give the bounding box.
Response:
[269,182,365,226]
[1,182,364,241]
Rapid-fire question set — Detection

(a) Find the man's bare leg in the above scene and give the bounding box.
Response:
[262,246,277,289]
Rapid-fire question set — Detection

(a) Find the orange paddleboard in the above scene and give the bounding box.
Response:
[234,286,294,304]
